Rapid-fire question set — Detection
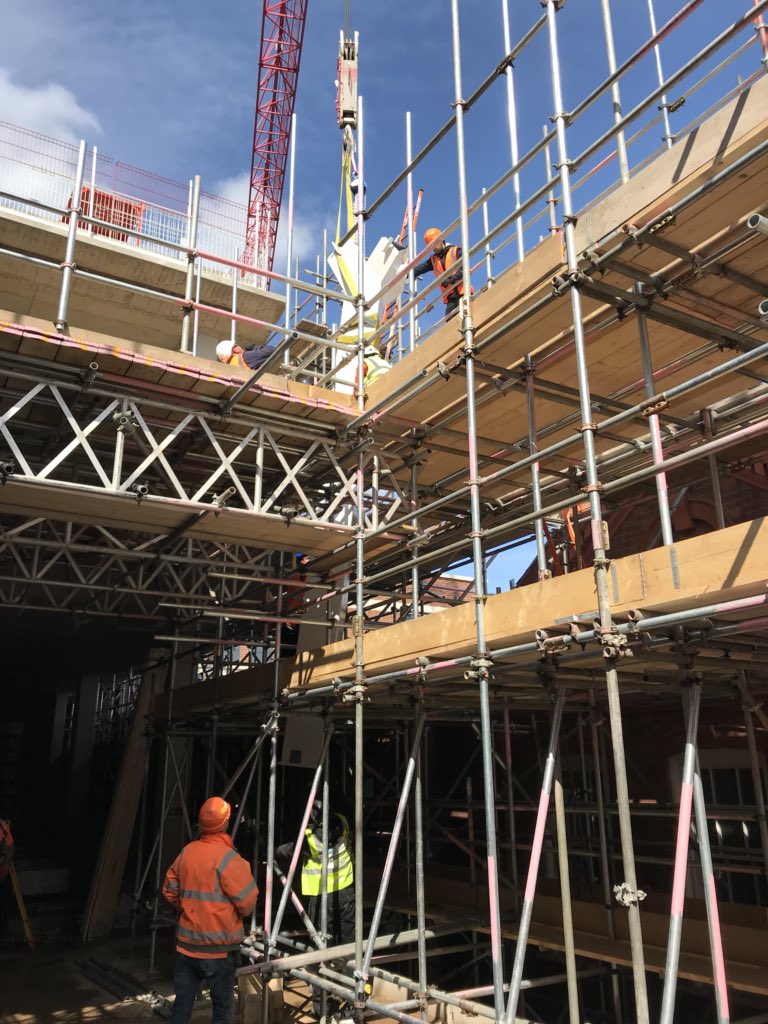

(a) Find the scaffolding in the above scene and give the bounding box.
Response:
[3,1,768,1022]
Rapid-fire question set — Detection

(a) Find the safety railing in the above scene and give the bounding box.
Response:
[0,119,246,275]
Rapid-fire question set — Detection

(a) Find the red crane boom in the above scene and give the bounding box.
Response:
[245,0,309,278]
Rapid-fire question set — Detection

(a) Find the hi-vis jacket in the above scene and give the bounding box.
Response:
[363,347,391,386]
[300,813,354,896]
[414,246,473,306]
[163,832,258,958]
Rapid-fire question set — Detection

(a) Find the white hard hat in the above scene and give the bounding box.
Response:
[216,339,235,362]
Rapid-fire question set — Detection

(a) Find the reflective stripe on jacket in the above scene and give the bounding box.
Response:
[364,352,391,386]
[227,351,249,370]
[431,246,463,304]
[162,833,258,955]
[301,814,354,896]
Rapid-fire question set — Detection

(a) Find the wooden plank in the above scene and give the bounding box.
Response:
[159,515,768,713]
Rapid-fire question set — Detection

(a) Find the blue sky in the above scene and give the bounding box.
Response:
[0,0,761,587]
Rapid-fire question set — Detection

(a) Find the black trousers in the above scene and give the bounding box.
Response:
[305,884,354,946]
[445,294,460,319]
[168,951,236,1024]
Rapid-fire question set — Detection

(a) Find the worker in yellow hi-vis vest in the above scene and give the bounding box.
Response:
[277,801,354,1014]
[277,800,354,943]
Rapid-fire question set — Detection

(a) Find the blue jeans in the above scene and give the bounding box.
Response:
[169,951,236,1024]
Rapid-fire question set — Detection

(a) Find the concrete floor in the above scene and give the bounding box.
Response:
[0,937,177,1024]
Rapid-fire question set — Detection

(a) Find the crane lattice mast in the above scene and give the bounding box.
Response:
[245,0,309,278]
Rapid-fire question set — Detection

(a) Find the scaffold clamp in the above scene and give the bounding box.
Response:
[464,655,493,681]
[599,630,631,660]
[642,397,669,416]
[113,408,137,435]
[212,486,236,512]
[613,882,647,908]
[278,503,299,525]
[0,459,14,485]
[551,274,569,296]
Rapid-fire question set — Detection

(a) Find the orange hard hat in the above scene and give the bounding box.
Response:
[199,796,231,834]
[424,227,441,247]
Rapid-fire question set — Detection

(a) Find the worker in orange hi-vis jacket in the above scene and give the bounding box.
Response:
[163,797,258,1024]
[414,227,474,320]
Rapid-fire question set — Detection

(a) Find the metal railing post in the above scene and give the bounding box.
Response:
[637,296,674,546]
[284,114,297,368]
[500,0,525,263]
[180,175,201,353]
[647,0,674,147]
[55,139,87,332]
[599,0,630,181]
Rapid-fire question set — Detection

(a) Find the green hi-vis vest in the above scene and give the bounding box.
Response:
[301,814,354,896]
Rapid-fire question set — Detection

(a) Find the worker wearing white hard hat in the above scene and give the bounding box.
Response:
[215,339,272,372]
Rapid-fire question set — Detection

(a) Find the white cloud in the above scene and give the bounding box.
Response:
[0,68,100,143]
[212,167,331,278]
[212,169,249,207]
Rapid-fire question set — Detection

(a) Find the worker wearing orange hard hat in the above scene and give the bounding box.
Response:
[163,797,258,1024]
[414,227,473,320]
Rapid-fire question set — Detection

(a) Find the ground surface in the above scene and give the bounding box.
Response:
[0,938,177,1024]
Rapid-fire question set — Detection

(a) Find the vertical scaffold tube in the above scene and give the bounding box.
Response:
[599,0,629,182]
[414,699,428,1019]
[754,0,768,64]
[637,299,674,546]
[742,679,768,902]
[406,112,418,354]
[55,139,87,333]
[450,2,505,1016]
[261,568,283,1024]
[149,647,177,972]
[500,0,525,264]
[647,0,673,147]
[359,717,426,991]
[502,708,519,897]
[482,189,494,286]
[271,727,333,942]
[410,459,421,619]
[353,94,367,1009]
[320,728,331,1023]
[505,692,564,1024]
[692,748,730,1024]
[284,114,297,367]
[553,759,580,1024]
[180,175,201,353]
[525,356,548,578]
[659,679,702,1024]
[543,2,650,1019]
[589,690,622,1022]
